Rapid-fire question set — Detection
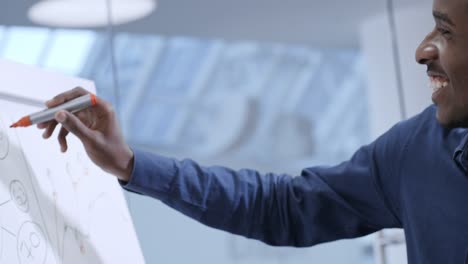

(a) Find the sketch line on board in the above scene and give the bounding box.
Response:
[47,167,105,261]
[10,180,29,213]
[0,200,10,207]
[0,115,10,160]
[2,227,16,237]
[60,193,109,260]
[60,225,90,262]
[17,221,47,264]
[45,169,61,258]
[11,126,54,263]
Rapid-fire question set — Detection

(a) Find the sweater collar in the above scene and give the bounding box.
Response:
[453,130,468,173]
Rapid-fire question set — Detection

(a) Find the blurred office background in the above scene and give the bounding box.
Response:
[0,0,435,263]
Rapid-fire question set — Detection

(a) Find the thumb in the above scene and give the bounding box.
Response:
[55,111,93,142]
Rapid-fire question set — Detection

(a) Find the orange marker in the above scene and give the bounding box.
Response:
[10,93,97,128]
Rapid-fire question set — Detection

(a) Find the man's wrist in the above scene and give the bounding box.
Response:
[115,147,134,182]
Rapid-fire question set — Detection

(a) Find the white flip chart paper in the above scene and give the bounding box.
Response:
[0,59,145,264]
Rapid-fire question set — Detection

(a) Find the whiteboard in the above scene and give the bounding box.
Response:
[0,59,145,264]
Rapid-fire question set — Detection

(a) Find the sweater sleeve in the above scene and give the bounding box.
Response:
[120,123,406,247]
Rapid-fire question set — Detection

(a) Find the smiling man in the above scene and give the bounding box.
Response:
[36,0,468,263]
[419,1,468,129]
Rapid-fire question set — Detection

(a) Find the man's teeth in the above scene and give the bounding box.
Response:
[429,79,449,92]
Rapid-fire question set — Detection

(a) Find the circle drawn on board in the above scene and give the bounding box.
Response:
[10,180,29,213]
[17,221,47,264]
[0,117,9,160]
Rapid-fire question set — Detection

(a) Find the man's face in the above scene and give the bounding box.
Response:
[416,0,468,127]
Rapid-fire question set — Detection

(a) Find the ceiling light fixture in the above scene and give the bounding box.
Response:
[28,0,157,28]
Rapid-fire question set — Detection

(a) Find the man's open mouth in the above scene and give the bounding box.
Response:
[429,76,449,94]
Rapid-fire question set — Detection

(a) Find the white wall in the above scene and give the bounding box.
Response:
[361,3,433,138]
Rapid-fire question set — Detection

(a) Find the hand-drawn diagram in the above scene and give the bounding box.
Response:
[0,126,116,264]
[0,108,143,264]
[61,225,90,263]
[66,152,90,191]
[10,180,29,213]
[43,165,91,263]
[17,221,47,264]
[0,121,108,264]
[0,115,10,160]
[0,58,144,263]
[46,157,130,264]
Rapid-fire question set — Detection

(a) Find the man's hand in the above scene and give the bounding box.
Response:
[37,87,133,182]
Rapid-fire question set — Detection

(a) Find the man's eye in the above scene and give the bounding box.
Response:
[437,27,452,36]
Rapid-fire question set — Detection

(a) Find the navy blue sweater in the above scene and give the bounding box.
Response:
[122,105,468,263]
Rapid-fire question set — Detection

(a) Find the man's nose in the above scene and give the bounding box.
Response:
[415,38,438,65]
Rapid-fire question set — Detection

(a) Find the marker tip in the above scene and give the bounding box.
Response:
[10,116,31,128]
